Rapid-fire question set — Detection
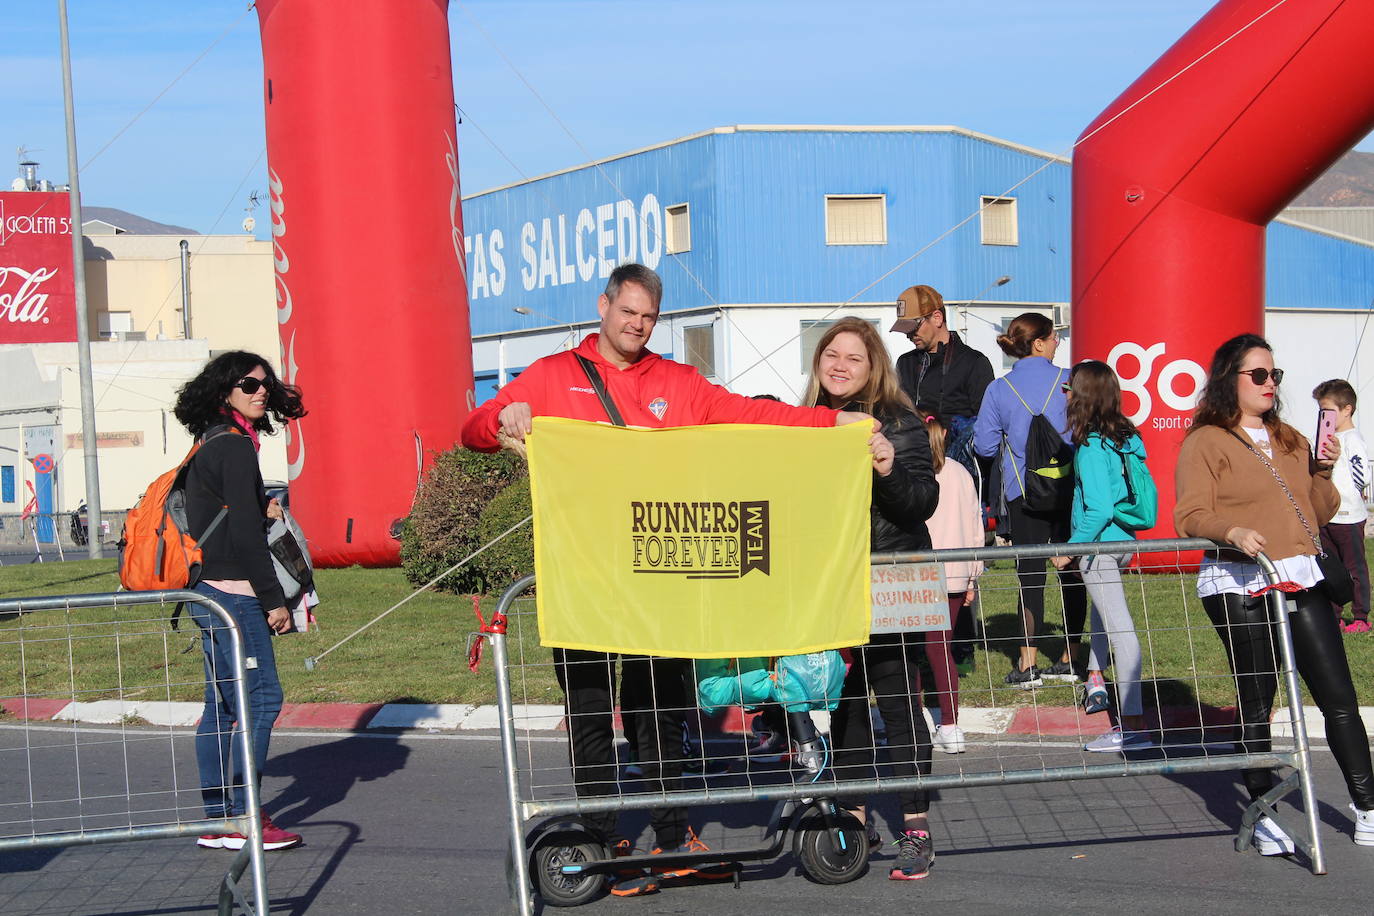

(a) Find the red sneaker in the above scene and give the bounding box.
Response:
[197,833,230,849]
[1348,620,1372,634]
[221,810,302,851]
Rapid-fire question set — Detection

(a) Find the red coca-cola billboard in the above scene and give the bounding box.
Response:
[0,192,77,344]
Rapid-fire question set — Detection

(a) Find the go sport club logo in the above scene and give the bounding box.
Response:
[630,500,770,579]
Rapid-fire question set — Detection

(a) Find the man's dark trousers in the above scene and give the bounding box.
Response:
[552,648,689,848]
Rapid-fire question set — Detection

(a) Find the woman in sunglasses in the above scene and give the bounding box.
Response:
[1176,333,1374,855]
[173,351,307,852]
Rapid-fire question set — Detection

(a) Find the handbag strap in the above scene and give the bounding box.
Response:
[1225,428,1323,555]
[575,354,626,427]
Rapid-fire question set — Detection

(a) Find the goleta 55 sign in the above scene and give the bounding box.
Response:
[0,192,77,345]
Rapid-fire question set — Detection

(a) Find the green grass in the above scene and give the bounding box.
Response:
[3,547,1373,709]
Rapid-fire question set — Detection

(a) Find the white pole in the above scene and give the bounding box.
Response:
[58,0,104,560]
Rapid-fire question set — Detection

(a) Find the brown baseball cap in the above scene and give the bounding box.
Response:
[890,285,944,334]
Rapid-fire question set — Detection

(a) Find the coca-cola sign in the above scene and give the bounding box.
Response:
[0,192,77,344]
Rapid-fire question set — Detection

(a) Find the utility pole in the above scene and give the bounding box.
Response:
[58,0,104,559]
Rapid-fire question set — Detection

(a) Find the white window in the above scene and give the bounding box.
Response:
[666,203,691,254]
[682,324,715,378]
[98,311,133,337]
[825,195,887,246]
[980,196,1019,246]
[800,318,880,374]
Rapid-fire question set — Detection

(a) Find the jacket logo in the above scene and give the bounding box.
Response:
[630,500,770,579]
[648,397,668,420]
[568,386,595,394]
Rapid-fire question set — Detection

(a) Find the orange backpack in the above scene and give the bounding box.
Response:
[118,427,239,591]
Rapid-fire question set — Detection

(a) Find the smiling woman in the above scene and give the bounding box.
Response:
[801,315,942,879]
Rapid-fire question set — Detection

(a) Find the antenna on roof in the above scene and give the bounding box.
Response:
[242,190,262,234]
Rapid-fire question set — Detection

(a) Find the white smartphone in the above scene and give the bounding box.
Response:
[1315,407,1338,461]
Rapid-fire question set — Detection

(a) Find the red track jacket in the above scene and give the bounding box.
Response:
[461,334,839,451]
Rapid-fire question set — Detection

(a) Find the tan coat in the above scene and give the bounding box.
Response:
[1174,424,1339,561]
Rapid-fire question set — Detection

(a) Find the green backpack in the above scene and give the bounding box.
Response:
[1106,439,1157,531]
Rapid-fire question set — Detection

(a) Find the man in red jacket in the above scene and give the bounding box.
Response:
[463,263,870,896]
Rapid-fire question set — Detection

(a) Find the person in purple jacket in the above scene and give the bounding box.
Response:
[973,313,1087,688]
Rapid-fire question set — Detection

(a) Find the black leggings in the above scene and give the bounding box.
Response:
[553,649,689,848]
[1202,588,1374,810]
[1007,496,1088,648]
[830,634,932,815]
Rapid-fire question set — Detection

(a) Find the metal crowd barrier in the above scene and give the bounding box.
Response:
[477,537,1326,913]
[0,510,127,561]
[0,589,268,916]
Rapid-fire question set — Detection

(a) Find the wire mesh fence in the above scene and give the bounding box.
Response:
[481,537,1326,912]
[0,589,268,915]
[0,510,128,561]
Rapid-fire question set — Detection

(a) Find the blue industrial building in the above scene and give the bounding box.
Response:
[461,125,1374,411]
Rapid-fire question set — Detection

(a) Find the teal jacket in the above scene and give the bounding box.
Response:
[1067,432,1146,544]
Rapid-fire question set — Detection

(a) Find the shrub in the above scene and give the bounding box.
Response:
[400,446,525,593]
[474,478,534,594]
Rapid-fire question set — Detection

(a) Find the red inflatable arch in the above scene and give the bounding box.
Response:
[1072,0,1374,542]
[257,0,474,567]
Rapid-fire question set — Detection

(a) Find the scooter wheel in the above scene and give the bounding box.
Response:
[530,831,608,907]
[795,810,868,885]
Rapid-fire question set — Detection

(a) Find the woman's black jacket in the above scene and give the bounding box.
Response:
[865,405,940,552]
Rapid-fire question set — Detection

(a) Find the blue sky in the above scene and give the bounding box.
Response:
[5,1,1369,237]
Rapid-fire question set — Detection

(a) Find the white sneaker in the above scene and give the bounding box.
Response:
[1350,804,1374,846]
[1253,816,1295,856]
[932,724,965,754]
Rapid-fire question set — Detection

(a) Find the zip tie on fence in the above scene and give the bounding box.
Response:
[466,593,510,673]
[303,513,532,671]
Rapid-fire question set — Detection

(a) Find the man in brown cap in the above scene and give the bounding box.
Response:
[891,285,994,423]
[892,285,996,678]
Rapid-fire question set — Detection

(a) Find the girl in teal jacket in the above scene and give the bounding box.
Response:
[1052,361,1154,753]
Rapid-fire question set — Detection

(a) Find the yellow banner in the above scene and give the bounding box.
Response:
[527,417,873,658]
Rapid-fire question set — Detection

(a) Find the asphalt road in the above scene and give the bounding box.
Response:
[1,726,1371,915]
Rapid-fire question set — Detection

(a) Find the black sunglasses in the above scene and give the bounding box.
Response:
[1237,368,1283,386]
[1061,383,1074,394]
[234,377,272,395]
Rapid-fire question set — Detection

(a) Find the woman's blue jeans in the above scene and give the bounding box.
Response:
[190,582,283,818]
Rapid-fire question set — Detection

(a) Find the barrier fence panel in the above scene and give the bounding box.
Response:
[475,537,1326,914]
[0,589,268,915]
[0,511,128,561]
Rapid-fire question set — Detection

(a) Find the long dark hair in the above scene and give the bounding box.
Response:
[1066,360,1136,447]
[1189,333,1300,454]
[174,350,306,438]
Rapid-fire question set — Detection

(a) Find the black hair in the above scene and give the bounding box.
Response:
[1189,333,1300,453]
[173,350,306,438]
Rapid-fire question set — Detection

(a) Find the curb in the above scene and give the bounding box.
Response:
[4,697,1371,739]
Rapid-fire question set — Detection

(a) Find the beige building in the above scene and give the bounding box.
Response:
[0,211,284,518]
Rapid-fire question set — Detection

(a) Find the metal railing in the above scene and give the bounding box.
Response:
[478,537,1327,913]
[0,510,128,560]
[0,589,268,915]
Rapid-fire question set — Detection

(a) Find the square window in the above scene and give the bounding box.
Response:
[980,196,1018,246]
[825,195,887,245]
[683,324,715,377]
[666,203,691,254]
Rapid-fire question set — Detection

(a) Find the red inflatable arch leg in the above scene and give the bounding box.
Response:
[1072,0,1374,543]
[257,0,474,567]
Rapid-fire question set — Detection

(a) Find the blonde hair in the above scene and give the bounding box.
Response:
[924,415,947,473]
[802,317,913,417]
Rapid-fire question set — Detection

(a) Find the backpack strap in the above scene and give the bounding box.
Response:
[1003,368,1064,417]
[575,354,626,427]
